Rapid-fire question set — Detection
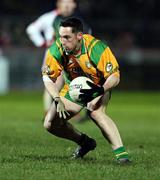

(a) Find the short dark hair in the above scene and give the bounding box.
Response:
[60,17,83,33]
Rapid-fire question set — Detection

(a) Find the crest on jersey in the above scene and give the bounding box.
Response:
[41,65,51,75]
[85,61,92,69]
[106,63,113,72]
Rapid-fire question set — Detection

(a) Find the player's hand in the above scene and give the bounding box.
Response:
[79,81,104,103]
[87,96,102,111]
[54,97,70,119]
[41,40,54,48]
[46,39,54,47]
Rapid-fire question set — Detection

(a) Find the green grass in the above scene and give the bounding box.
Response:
[0,91,160,180]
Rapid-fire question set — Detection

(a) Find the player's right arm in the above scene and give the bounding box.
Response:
[42,41,69,118]
[80,37,120,110]
[43,74,69,119]
[42,47,63,98]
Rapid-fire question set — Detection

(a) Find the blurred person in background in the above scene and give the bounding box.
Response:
[26,0,91,120]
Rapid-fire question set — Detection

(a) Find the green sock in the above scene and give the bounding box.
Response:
[113,146,129,160]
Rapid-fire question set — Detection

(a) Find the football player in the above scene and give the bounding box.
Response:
[42,17,131,164]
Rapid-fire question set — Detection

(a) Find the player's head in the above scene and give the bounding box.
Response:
[57,0,77,17]
[59,17,83,54]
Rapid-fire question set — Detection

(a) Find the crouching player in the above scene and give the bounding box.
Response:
[42,17,131,164]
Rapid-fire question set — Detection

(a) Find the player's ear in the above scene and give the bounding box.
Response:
[77,32,83,40]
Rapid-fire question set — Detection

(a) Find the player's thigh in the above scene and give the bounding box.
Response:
[61,96,83,114]
[95,91,111,111]
[44,98,82,129]
[90,91,111,118]
[47,97,83,121]
[100,91,111,108]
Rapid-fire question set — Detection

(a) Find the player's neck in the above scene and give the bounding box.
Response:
[73,41,82,56]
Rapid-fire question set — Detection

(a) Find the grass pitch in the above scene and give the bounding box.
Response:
[0,91,160,180]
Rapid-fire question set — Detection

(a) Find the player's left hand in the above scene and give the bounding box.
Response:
[79,81,104,103]
[86,96,102,111]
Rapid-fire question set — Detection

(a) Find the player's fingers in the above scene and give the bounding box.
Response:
[62,111,66,119]
[57,106,62,115]
[59,111,62,118]
[65,111,70,116]
[86,81,96,88]
[63,110,70,119]
[87,103,94,111]
[80,89,89,93]
[56,106,59,113]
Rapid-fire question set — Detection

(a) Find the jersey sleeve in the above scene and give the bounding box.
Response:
[97,46,120,78]
[42,40,63,79]
[90,40,119,79]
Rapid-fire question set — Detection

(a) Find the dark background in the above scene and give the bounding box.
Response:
[0,0,160,91]
[1,0,160,48]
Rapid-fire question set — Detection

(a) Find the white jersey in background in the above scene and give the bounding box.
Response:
[26,10,59,47]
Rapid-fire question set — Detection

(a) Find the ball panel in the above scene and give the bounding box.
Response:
[69,76,93,102]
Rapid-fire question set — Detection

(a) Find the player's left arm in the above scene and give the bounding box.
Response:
[102,72,120,92]
[82,44,120,93]
[80,45,120,110]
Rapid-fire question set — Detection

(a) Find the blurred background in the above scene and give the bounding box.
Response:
[0,0,160,94]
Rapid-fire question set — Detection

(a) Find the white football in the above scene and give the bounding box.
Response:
[69,76,93,102]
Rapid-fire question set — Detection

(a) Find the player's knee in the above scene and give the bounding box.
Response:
[43,118,52,131]
[43,115,64,133]
[88,111,96,120]
[43,113,54,131]
[88,110,102,120]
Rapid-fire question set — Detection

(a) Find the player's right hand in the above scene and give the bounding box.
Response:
[54,97,70,119]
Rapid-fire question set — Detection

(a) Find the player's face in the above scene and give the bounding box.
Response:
[57,0,76,17]
[59,26,82,54]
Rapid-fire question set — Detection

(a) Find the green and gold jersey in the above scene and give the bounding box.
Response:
[42,34,119,86]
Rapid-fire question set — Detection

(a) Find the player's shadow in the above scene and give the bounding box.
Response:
[21,154,112,165]
[22,154,69,162]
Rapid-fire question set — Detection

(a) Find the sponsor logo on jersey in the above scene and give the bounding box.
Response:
[106,63,113,72]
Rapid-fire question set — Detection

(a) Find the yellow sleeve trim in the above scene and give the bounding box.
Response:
[88,40,99,56]
[56,41,63,56]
